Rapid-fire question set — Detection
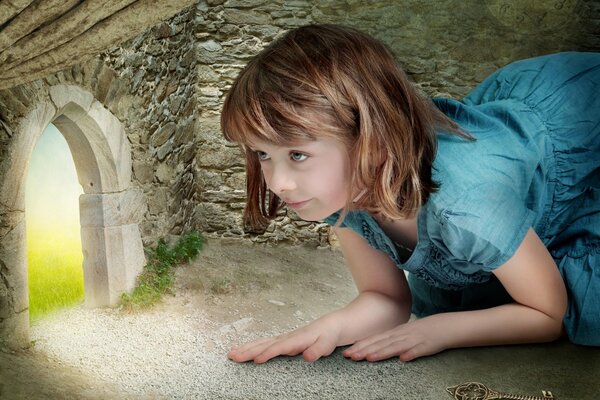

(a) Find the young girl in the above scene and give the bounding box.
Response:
[220,24,600,363]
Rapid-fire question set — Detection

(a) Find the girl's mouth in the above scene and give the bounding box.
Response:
[285,199,310,209]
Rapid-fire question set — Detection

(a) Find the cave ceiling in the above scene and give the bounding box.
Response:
[0,0,196,90]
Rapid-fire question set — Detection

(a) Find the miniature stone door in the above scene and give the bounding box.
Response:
[0,84,145,347]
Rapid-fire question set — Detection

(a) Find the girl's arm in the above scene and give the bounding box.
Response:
[227,226,412,363]
[331,226,413,344]
[344,228,568,362]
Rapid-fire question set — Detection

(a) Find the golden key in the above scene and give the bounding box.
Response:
[446,381,555,400]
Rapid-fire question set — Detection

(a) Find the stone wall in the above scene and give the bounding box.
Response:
[1,0,599,250]
[102,7,201,244]
[190,0,600,246]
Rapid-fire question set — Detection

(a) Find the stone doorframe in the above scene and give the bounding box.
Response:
[0,84,145,348]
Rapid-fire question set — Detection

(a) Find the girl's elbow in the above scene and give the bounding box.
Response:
[545,319,564,341]
[543,308,566,342]
[545,291,568,340]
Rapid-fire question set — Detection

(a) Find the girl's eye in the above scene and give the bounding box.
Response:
[256,151,270,161]
[290,152,307,162]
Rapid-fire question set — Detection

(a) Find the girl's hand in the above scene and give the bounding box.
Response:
[227,318,342,363]
[342,317,448,362]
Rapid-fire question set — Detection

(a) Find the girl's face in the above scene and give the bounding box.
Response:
[249,137,351,221]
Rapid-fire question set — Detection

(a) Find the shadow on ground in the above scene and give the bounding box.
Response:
[0,349,128,399]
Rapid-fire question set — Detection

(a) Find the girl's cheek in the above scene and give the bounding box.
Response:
[261,166,272,185]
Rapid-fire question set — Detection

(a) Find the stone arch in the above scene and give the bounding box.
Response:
[0,84,145,347]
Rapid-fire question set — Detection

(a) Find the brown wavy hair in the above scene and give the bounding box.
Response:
[221,24,469,231]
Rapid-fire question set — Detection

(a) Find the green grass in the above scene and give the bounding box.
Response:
[121,231,204,310]
[27,228,84,321]
[27,227,203,316]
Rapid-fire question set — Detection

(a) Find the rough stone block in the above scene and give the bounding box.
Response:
[0,312,29,350]
[133,160,155,184]
[79,189,146,228]
[49,84,93,112]
[121,224,146,294]
[80,226,110,307]
[0,102,55,210]
[174,117,195,146]
[86,100,133,191]
[199,39,222,52]
[81,223,145,307]
[94,64,116,103]
[196,144,243,168]
[155,163,173,183]
[0,214,29,349]
[147,187,169,215]
[151,122,176,147]
[179,142,196,163]
[156,139,174,161]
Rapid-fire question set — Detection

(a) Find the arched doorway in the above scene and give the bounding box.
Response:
[26,123,85,318]
[0,84,146,348]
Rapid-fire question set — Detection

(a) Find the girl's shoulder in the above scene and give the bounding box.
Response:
[432,97,548,204]
[423,182,535,271]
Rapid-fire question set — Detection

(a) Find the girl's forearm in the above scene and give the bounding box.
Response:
[323,291,411,346]
[430,303,564,349]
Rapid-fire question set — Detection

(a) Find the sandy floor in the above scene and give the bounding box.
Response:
[2,239,357,399]
[2,238,599,399]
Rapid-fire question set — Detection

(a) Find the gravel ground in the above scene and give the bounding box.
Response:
[23,240,600,400]
[27,300,443,400]
[30,305,227,399]
[25,240,369,399]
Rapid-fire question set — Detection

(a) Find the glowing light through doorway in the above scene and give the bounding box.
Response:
[26,123,85,319]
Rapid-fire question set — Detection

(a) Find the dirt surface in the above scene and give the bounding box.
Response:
[3,239,599,399]
[171,239,356,334]
[0,348,131,400]
[1,239,357,399]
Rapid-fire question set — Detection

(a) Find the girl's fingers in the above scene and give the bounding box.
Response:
[228,323,342,364]
[253,336,311,364]
[398,345,420,362]
[347,338,397,360]
[229,328,322,364]
[363,339,411,361]
[302,335,336,362]
[343,331,396,357]
[230,337,274,353]
[344,332,415,361]
[228,338,278,362]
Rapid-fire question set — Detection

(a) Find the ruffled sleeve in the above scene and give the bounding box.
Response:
[431,183,536,271]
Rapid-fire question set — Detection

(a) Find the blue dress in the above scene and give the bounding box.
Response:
[325,52,600,346]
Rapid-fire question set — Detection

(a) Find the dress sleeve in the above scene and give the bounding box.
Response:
[434,183,536,271]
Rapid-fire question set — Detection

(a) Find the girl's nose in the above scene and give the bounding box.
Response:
[266,166,296,194]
